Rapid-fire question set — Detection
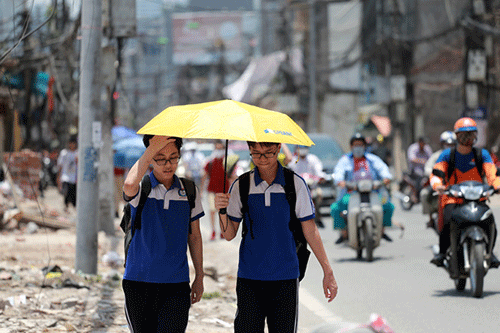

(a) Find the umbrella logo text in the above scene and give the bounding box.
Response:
[264,129,292,136]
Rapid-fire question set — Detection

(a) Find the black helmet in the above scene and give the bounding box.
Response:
[350,133,366,145]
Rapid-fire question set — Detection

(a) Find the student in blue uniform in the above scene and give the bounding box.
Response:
[122,135,204,333]
[215,141,338,333]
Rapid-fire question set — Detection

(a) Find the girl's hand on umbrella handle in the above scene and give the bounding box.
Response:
[215,193,230,213]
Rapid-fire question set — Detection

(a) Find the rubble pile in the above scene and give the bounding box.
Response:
[0,159,240,332]
[3,150,42,201]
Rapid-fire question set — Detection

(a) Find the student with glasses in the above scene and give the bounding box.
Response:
[214,141,338,333]
[121,134,205,332]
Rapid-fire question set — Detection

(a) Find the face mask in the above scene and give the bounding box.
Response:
[297,147,309,157]
[352,146,365,158]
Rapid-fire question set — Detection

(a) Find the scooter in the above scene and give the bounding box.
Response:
[341,175,385,262]
[398,171,428,211]
[433,181,498,298]
[300,173,325,228]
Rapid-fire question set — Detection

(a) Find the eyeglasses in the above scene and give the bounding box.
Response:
[153,156,180,166]
[249,150,278,160]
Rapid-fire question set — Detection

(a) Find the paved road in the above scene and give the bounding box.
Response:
[300,201,500,333]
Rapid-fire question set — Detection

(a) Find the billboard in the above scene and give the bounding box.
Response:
[172,11,257,65]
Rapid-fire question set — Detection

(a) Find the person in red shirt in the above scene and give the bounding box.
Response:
[430,117,500,268]
[201,140,239,240]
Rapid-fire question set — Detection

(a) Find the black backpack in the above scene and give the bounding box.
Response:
[120,174,197,267]
[238,168,310,281]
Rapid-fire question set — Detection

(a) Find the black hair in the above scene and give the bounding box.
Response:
[246,141,279,148]
[143,135,183,152]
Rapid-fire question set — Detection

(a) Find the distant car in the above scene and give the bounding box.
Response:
[292,133,344,216]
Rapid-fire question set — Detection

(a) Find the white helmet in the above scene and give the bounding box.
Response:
[440,131,456,145]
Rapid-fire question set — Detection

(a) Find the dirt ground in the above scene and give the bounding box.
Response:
[0,186,240,333]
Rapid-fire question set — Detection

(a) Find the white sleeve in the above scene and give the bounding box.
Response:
[294,174,315,220]
[191,186,204,220]
[226,178,243,221]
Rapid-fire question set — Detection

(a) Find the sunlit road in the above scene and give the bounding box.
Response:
[300,200,500,333]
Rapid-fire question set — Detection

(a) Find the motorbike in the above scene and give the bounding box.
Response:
[300,173,325,228]
[39,154,58,192]
[398,171,428,211]
[341,172,385,262]
[433,181,498,298]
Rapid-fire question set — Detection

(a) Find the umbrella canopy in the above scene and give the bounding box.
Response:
[137,100,314,146]
[112,125,139,142]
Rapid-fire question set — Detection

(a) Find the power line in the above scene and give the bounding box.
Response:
[0,0,56,64]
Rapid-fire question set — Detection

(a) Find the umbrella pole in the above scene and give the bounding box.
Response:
[219,140,229,216]
[223,139,228,193]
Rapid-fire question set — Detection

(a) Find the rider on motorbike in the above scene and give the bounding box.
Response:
[331,133,393,244]
[288,146,326,228]
[407,136,433,195]
[430,117,500,268]
[420,131,457,228]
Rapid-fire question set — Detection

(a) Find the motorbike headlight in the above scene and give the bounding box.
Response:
[357,180,373,192]
[449,188,463,198]
[460,185,482,200]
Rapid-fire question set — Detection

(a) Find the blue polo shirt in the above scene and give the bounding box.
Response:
[227,164,315,281]
[123,172,204,283]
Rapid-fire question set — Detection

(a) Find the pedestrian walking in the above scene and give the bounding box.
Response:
[182,141,205,186]
[214,140,338,333]
[201,139,239,241]
[57,135,78,213]
[122,135,204,332]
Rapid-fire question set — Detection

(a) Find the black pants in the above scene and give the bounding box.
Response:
[62,182,77,208]
[440,204,497,254]
[122,279,191,333]
[234,278,298,333]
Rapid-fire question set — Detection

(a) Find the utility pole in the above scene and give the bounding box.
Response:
[308,0,317,133]
[463,0,493,147]
[76,0,103,274]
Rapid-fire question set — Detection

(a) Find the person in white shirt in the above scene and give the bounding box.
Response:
[288,146,326,228]
[57,136,78,212]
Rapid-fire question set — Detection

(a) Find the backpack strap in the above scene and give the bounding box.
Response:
[239,171,252,239]
[180,177,196,234]
[132,174,151,234]
[472,147,484,179]
[447,147,456,183]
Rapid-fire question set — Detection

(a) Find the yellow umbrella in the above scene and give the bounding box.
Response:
[137,100,314,146]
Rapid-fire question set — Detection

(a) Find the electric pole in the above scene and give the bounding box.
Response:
[309,0,317,133]
[76,0,103,274]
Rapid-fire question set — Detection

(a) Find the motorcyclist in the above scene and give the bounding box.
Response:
[288,146,326,228]
[331,133,394,244]
[407,137,433,195]
[430,117,500,268]
[420,131,457,229]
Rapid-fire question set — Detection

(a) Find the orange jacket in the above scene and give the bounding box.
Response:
[430,148,500,206]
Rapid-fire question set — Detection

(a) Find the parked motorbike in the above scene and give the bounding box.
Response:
[300,173,325,228]
[398,171,428,211]
[432,181,499,298]
[39,153,58,191]
[341,172,385,261]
